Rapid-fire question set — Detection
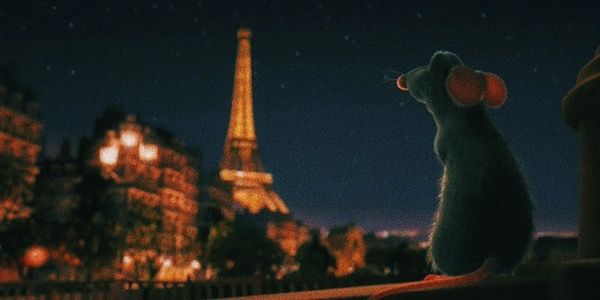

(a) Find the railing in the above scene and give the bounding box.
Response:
[0,275,404,299]
[9,263,595,299]
[241,260,600,299]
[0,262,576,300]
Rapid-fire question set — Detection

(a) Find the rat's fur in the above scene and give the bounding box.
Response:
[404,51,533,275]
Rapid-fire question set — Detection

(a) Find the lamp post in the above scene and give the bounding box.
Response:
[97,115,160,280]
[98,116,159,182]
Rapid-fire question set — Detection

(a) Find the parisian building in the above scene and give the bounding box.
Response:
[0,65,42,222]
[89,107,200,281]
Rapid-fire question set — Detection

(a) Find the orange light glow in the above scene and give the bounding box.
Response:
[191,260,201,270]
[123,255,133,265]
[23,246,49,268]
[397,74,409,91]
[99,145,119,165]
[139,143,158,162]
[163,258,172,267]
[120,130,139,147]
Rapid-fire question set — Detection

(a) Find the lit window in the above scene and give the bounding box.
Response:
[163,258,172,267]
[191,260,201,270]
[139,143,158,162]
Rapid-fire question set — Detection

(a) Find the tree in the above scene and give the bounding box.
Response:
[294,232,335,279]
[206,219,283,277]
[364,233,429,280]
[67,170,126,279]
[30,146,81,252]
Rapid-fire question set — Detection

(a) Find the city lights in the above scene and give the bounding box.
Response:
[23,246,49,268]
[99,144,119,166]
[163,258,172,267]
[120,130,139,147]
[1,1,598,297]
[123,255,133,265]
[139,143,158,162]
[119,117,141,147]
[98,119,158,168]
[190,260,201,270]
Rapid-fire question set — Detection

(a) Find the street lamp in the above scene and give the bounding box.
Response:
[97,116,160,280]
[98,116,159,173]
[99,131,119,166]
[119,115,141,147]
[23,245,49,269]
[139,143,158,162]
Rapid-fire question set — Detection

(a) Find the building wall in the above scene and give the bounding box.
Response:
[0,76,42,223]
[90,112,200,281]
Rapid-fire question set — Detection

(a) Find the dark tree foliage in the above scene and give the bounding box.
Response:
[364,234,409,276]
[30,161,78,250]
[294,232,335,279]
[68,170,126,277]
[197,204,224,244]
[364,236,428,280]
[0,218,32,266]
[206,219,283,277]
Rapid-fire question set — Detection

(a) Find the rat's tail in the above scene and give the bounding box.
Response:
[369,256,499,300]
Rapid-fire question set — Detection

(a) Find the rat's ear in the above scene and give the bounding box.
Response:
[445,66,484,107]
[481,72,507,108]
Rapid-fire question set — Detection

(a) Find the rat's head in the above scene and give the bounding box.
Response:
[397,51,507,112]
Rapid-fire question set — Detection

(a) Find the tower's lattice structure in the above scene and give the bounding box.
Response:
[219,28,288,215]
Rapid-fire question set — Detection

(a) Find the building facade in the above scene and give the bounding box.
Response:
[91,109,200,281]
[0,66,42,223]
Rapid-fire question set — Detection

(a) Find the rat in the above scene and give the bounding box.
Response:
[370,51,533,299]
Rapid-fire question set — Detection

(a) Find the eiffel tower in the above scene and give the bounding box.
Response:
[219,28,289,215]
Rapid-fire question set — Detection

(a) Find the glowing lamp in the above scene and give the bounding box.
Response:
[191,260,201,270]
[120,130,139,147]
[23,246,49,268]
[123,255,133,265]
[99,145,119,166]
[163,258,172,267]
[119,115,141,147]
[139,143,158,162]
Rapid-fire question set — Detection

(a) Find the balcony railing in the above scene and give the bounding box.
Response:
[1,261,599,300]
[0,275,399,299]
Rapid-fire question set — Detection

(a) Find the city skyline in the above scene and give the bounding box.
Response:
[2,1,598,233]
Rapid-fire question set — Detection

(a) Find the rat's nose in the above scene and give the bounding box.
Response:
[396,74,409,91]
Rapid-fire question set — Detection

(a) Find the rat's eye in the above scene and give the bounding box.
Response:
[397,74,409,91]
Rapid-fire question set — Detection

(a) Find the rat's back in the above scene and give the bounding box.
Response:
[428,108,533,275]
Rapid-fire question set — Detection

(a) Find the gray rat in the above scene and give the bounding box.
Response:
[371,51,533,299]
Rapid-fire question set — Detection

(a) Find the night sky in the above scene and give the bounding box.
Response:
[2,1,599,234]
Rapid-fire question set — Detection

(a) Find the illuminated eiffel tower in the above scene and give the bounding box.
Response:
[219,28,289,215]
